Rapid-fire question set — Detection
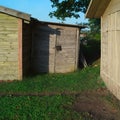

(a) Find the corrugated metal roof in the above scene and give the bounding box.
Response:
[86,0,111,18]
[0,6,31,21]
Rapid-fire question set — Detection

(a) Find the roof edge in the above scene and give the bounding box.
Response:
[85,0,111,18]
[31,18,86,29]
[85,0,94,18]
[0,6,31,21]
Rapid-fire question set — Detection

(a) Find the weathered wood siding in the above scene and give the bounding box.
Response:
[31,23,55,73]
[31,22,80,73]
[0,13,22,80]
[101,0,120,99]
[54,25,79,73]
[22,20,32,76]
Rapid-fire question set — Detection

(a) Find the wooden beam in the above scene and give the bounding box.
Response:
[86,0,111,18]
[18,19,23,80]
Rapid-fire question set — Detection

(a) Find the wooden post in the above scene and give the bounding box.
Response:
[18,19,23,80]
[75,28,80,70]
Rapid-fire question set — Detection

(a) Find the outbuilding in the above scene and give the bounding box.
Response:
[31,20,83,74]
[0,6,84,81]
[86,0,120,99]
[0,6,32,81]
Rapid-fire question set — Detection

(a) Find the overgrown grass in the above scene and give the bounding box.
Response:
[0,95,95,120]
[0,66,104,93]
[0,96,71,120]
[0,66,105,120]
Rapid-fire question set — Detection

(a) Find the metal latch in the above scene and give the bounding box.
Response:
[56,45,62,51]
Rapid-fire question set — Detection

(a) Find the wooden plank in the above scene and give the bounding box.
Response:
[104,0,120,16]
[18,19,22,80]
[0,6,31,21]
[31,22,57,73]
[75,28,80,70]
[31,22,80,73]
[22,21,32,76]
[101,16,108,77]
[86,0,111,18]
[94,0,111,18]
[102,15,108,32]
[0,13,20,80]
[116,31,120,84]
[101,11,117,84]
[116,11,120,30]
[55,26,77,73]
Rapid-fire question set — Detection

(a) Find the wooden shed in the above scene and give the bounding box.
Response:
[31,20,83,73]
[86,0,120,99]
[0,6,84,81]
[0,6,32,81]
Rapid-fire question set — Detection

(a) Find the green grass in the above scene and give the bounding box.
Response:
[0,66,105,120]
[0,66,104,93]
[0,95,95,120]
[0,96,71,120]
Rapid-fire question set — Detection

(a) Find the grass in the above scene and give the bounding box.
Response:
[0,66,104,93]
[0,66,105,120]
[0,95,95,120]
[0,96,72,120]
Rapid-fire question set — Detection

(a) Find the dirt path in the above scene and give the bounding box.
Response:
[0,88,120,120]
[72,88,120,120]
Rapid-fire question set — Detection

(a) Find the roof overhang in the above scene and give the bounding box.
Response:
[86,0,111,18]
[31,18,86,29]
[0,6,31,21]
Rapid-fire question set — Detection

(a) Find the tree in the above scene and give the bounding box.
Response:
[49,0,101,66]
[49,0,90,20]
[49,0,100,33]
[88,19,100,33]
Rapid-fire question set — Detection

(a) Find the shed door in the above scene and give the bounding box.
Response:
[31,24,56,73]
[32,24,78,74]
[54,27,77,73]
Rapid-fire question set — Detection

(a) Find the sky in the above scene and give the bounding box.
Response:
[0,0,88,24]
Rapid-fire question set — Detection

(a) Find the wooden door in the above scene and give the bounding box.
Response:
[31,24,56,73]
[31,23,78,73]
[54,27,77,73]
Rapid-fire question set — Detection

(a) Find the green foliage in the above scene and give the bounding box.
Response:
[0,95,96,120]
[0,96,72,120]
[50,0,100,34]
[88,32,101,41]
[0,66,104,93]
[49,0,90,20]
[88,18,101,33]
[81,39,100,65]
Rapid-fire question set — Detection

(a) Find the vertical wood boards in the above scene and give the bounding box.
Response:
[0,8,80,80]
[75,29,80,70]
[104,0,120,16]
[55,26,77,73]
[31,22,80,73]
[18,19,22,80]
[31,23,56,73]
[22,20,32,76]
[101,0,120,100]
